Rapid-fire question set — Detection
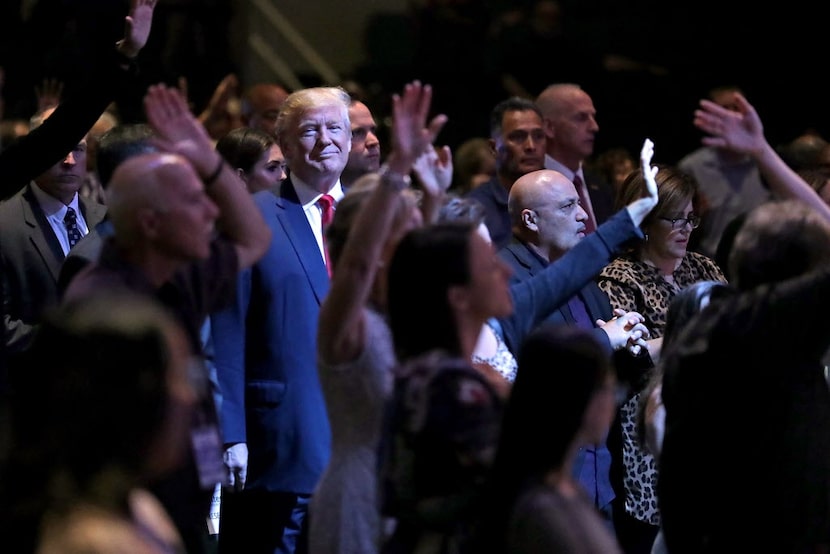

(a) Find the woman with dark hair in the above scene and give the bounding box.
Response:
[310,80,447,554]
[1,291,196,553]
[381,221,513,554]
[632,280,732,554]
[485,324,624,553]
[215,126,286,194]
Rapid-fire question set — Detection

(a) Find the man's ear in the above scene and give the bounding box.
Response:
[521,208,538,232]
[543,117,555,139]
[137,208,160,239]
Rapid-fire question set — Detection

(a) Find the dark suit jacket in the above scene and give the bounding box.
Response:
[0,184,106,355]
[583,166,616,227]
[0,48,138,200]
[497,213,652,515]
[499,240,615,356]
[465,176,512,249]
[211,180,331,493]
[495,208,642,356]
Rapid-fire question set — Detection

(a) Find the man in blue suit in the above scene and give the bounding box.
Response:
[212,86,351,553]
[498,168,652,534]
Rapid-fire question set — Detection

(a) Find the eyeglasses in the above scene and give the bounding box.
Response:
[659,215,701,230]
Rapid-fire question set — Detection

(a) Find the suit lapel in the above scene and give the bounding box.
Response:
[21,187,64,281]
[277,180,330,303]
[79,198,107,229]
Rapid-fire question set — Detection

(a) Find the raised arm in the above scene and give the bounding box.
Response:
[693,91,830,222]
[143,84,271,269]
[624,138,659,226]
[317,81,446,365]
[0,0,157,199]
[412,143,453,224]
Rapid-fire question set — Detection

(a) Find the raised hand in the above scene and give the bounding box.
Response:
[413,144,453,198]
[640,138,658,201]
[35,78,63,113]
[624,138,660,226]
[385,81,448,175]
[118,0,158,58]
[694,92,765,156]
[144,84,219,175]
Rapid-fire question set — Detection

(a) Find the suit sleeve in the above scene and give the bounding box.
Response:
[0,47,139,200]
[210,266,253,445]
[498,209,643,354]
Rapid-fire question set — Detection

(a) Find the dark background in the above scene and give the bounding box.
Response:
[0,0,824,164]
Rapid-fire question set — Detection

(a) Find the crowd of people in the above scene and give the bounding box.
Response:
[2,1,830,554]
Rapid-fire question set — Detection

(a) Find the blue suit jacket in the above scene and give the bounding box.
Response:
[496,210,649,514]
[496,208,641,356]
[211,180,331,493]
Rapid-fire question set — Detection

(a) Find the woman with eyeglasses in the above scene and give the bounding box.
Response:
[595,165,726,554]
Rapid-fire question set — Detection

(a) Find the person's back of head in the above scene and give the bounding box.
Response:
[503,324,611,478]
[216,126,275,175]
[241,82,290,135]
[778,132,830,172]
[3,291,194,552]
[484,324,611,549]
[729,199,830,290]
[593,146,635,194]
[96,123,157,189]
[387,222,475,361]
[106,152,190,248]
[707,85,743,111]
[325,172,421,269]
[453,137,496,195]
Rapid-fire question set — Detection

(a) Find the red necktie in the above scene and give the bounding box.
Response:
[318,194,335,277]
[573,174,596,234]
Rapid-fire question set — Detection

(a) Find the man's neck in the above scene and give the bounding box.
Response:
[547,149,581,173]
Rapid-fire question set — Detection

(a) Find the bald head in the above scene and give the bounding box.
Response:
[107,153,194,242]
[242,83,290,135]
[509,169,588,259]
[508,169,574,224]
[535,83,598,166]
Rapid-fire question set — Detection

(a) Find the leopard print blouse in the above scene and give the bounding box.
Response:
[597,251,726,339]
[597,251,726,525]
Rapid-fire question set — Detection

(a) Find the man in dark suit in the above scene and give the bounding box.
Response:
[0,129,107,368]
[465,96,547,249]
[536,83,616,232]
[211,86,351,554]
[498,168,651,534]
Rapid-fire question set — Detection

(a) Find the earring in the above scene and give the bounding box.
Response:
[644,233,649,242]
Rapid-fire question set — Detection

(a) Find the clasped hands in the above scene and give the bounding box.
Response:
[596,309,651,356]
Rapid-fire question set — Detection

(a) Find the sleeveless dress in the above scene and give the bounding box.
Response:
[310,307,396,554]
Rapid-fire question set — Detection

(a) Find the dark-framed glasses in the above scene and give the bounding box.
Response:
[659,215,701,230]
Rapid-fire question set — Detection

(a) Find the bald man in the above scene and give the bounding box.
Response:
[536,83,615,233]
[62,85,270,554]
[241,82,291,136]
[499,168,653,536]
